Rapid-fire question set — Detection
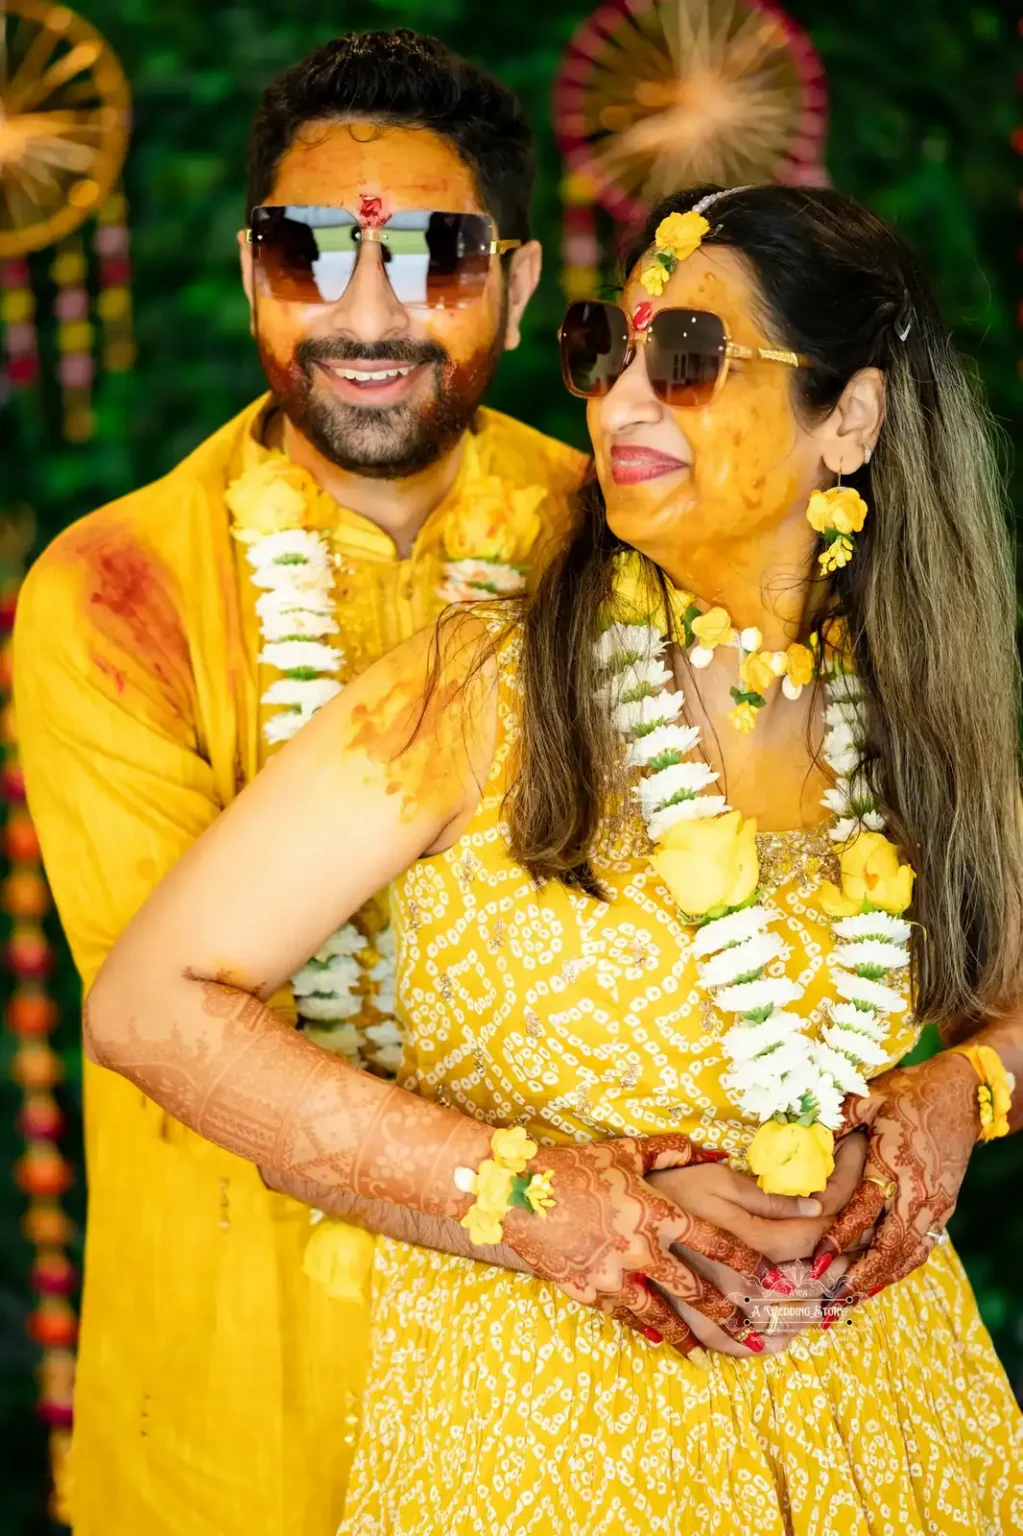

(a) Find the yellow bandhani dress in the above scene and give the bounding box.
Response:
[340,629,1023,1536]
[12,399,585,1536]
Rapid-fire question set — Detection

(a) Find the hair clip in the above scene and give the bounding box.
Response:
[894,294,914,343]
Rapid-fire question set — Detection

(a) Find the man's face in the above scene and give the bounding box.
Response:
[240,120,538,478]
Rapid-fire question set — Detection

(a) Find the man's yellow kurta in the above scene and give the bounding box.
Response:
[13,395,586,1536]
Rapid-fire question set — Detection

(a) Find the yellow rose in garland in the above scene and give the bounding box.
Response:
[748,1120,835,1197]
[444,479,545,564]
[225,455,336,537]
[818,829,915,917]
[650,808,759,919]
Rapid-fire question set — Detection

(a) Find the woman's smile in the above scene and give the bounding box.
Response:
[609,443,689,484]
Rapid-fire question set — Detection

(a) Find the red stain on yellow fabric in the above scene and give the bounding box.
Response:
[59,526,192,707]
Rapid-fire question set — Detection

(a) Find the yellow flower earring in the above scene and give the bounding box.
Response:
[806,456,870,575]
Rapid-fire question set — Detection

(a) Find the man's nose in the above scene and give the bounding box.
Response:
[323,238,410,343]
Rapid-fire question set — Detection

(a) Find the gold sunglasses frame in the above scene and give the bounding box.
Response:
[557,300,809,404]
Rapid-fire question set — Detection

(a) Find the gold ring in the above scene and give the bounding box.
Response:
[863,1175,898,1201]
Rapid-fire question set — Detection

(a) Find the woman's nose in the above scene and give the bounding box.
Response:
[599,347,665,433]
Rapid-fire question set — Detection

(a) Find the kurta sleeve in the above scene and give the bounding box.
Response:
[13,522,222,991]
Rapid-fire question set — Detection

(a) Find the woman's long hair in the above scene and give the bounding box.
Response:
[509,184,1023,1035]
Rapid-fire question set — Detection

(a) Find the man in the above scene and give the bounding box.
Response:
[14,29,585,1535]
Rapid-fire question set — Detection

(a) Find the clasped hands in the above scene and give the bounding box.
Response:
[499,1052,979,1359]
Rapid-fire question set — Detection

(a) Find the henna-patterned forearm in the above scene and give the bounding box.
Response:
[85,978,765,1354]
[259,1165,531,1273]
[84,978,492,1217]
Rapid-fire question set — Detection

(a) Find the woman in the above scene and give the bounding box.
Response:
[86,185,1023,1533]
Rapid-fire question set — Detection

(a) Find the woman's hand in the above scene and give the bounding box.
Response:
[810,1051,980,1307]
[502,1134,773,1357]
[647,1130,868,1271]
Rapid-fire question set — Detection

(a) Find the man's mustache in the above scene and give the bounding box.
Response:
[296,336,448,371]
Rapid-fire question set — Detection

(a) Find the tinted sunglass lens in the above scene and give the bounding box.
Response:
[560,302,629,397]
[646,310,727,405]
[424,213,491,308]
[252,208,358,303]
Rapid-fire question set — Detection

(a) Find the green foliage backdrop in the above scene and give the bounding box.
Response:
[1,3,1021,1531]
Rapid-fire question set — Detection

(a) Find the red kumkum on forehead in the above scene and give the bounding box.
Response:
[358,193,386,228]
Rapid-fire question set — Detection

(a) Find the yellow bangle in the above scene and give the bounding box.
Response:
[949,1043,1016,1142]
[453,1126,557,1247]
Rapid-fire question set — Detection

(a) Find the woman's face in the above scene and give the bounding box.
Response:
[588,246,827,579]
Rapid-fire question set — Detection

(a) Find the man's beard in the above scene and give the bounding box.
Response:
[258,327,504,480]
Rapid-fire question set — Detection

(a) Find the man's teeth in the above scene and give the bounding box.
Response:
[332,364,416,382]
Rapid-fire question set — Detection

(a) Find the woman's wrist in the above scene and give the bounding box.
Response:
[946,1038,1017,1141]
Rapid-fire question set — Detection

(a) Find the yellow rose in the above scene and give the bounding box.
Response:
[818,830,915,917]
[805,486,868,536]
[225,458,320,534]
[748,1120,835,1197]
[610,551,658,624]
[785,643,815,688]
[729,700,760,733]
[739,651,776,697]
[490,1126,538,1171]
[639,259,670,297]
[461,1203,505,1247]
[655,210,710,262]
[650,808,759,918]
[444,479,544,563]
[690,606,735,650]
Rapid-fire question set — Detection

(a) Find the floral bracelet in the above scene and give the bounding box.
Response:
[453,1126,557,1247]
[949,1043,1016,1142]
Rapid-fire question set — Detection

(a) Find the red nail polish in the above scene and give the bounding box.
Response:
[634,1273,649,1291]
[867,1285,884,1298]
[762,1268,795,1296]
[810,1251,835,1281]
[820,1316,835,1332]
[743,1331,766,1354]
[642,1326,663,1344]
[699,1148,730,1161]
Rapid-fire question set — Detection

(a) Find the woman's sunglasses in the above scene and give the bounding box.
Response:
[247,206,521,311]
[558,299,810,407]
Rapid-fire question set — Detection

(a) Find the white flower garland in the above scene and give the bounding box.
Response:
[600,620,909,1131]
[243,527,344,745]
[438,557,528,605]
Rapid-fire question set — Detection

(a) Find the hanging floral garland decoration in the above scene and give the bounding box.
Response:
[0,1,133,440]
[0,552,76,1518]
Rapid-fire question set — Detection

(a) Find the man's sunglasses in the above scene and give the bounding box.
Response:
[247,206,521,311]
[558,300,809,407]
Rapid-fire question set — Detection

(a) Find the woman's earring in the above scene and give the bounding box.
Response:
[805,472,870,575]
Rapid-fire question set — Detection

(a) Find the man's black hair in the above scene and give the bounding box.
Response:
[247,29,534,241]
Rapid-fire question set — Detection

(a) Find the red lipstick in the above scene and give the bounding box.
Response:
[609,445,688,484]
